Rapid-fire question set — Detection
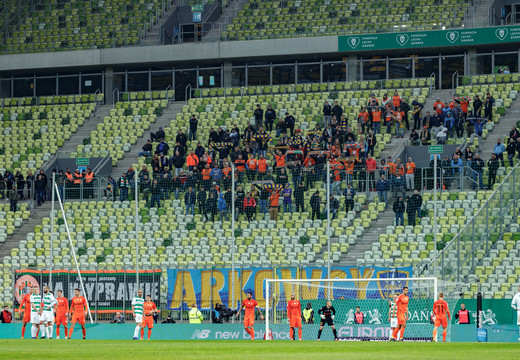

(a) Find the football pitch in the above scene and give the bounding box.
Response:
[1,340,518,359]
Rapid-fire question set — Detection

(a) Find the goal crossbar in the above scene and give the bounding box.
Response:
[265,277,438,340]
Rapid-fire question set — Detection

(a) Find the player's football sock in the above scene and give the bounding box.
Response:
[333,329,338,340]
[298,328,302,341]
[46,326,50,339]
[50,326,54,339]
[250,327,255,340]
[442,330,447,342]
[141,327,145,339]
[82,328,86,338]
[39,325,46,338]
[317,329,322,340]
[68,327,73,338]
[400,328,405,340]
[21,324,26,338]
[432,329,437,341]
[133,325,140,339]
[147,329,152,340]
[64,326,68,338]
[31,326,38,339]
[56,326,60,338]
[392,328,399,340]
[289,328,294,340]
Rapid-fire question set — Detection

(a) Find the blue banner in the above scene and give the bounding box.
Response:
[167,266,412,310]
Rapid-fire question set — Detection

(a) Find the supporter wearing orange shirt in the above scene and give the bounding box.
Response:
[257,155,268,179]
[201,164,212,190]
[186,151,199,171]
[371,107,382,135]
[269,190,280,221]
[433,99,444,115]
[246,156,257,181]
[405,157,416,191]
[392,90,401,108]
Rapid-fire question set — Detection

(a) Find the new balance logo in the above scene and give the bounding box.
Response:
[191,329,211,339]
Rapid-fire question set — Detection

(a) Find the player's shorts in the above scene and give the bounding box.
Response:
[320,317,334,327]
[30,312,40,324]
[143,315,154,328]
[390,318,398,328]
[71,314,86,325]
[517,311,520,326]
[289,317,302,328]
[135,314,143,323]
[55,314,68,326]
[41,310,54,323]
[23,311,31,323]
[434,316,448,328]
[397,313,407,325]
[244,316,255,328]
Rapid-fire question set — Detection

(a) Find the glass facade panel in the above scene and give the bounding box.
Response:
[362,59,385,80]
[198,68,221,88]
[58,75,79,95]
[81,74,103,94]
[36,77,57,96]
[127,72,149,92]
[247,66,270,86]
[323,62,345,82]
[494,53,518,74]
[388,58,412,79]
[13,78,34,97]
[151,71,173,90]
[272,65,295,85]
[297,63,320,84]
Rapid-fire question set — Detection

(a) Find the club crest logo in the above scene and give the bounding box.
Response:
[396,34,409,47]
[495,28,508,41]
[446,31,459,44]
[367,309,382,324]
[347,37,360,49]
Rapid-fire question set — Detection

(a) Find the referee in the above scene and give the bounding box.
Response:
[317,300,338,341]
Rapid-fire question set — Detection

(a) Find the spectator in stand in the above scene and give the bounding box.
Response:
[323,101,332,127]
[444,110,454,138]
[138,140,153,157]
[405,157,415,191]
[436,127,448,144]
[487,153,499,189]
[411,189,422,220]
[282,184,292,213]
[494,138,506,167]
[218,192,228,221]
[0,305,12,323]
[393,196,405,226]
[430,112,442,139]
[197,187,206,215]
[34,174,46,206]
[400,98,410,130]
[118,173,129,201]
[354,306,364,324]
[371,106,382,135]
[269,189,280,221]
[254,104,264,129]
[176,130,188,152]
[243,192,256,221]
[366,154,377,191]
[257,155,268,180]
[328,195,340,220]
[507,137,517,167]
[150,179,161,208]
[433,98,444,116]
[420,126,431,145]
[113,312,125,324]
[275,117,285,138]
[150,127,165,142]
[376,175,389,205]
[186,151,199,172]
[169,150,185,176]
[265,104,276,132]
[189,114,198,141]
[155,139,169,155]
[294,182,306,213]
[185,186,196,215]
[484,92,495,121]
[422,111,433,129]
[343,183,356,212]
[409,129,419,146]
[310,191,321,221]
[205,192,217,222]
[455,303,470,324]
[406,195,416,226]
[332,101,343,124]
[8,185,20,212]
[366,130,377,156]
[510,126,520,142]
[411,100,424,131]
[284,112,296,137]
[235,186,245,220]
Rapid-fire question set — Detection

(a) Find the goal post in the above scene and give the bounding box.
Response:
[265,277,446,341]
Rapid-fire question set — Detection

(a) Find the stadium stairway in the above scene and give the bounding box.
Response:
[59,104,114,156]
[477,99,520,153]
[203,0,250,42]
[140,1,180,46]
[466,0,493,27]
[341,207,396,265]
[0,202,51,259]
[109,102,185,175]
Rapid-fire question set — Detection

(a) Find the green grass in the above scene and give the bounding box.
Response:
[0,340,518,359]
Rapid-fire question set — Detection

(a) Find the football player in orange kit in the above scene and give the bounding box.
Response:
[19,286,34,339]
[68,288,88,339]
[391,286,409,341]
[55,290,69,339]
[236,292,264,340]
[432,292,450,342]
[141,295,159,340]
[287,293,302,341]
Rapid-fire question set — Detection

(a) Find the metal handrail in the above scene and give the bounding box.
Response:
[185,84,191,104]
[451,71,459,97]
[112,88,119,108]
[165,85,173,107]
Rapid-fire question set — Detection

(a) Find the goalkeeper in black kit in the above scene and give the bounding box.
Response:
[317,300,338,341]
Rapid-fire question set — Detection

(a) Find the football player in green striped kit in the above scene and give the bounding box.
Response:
[42,286,57,339]
[131,289,144,340]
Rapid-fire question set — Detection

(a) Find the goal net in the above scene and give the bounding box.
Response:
[265,277,456,341]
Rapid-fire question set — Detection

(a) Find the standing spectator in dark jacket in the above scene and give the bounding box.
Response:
[34,174,46,206]
[494,138,506,167]
[343,183,356,211]
[509,126,520,142]
[25,170,34,200]
[205,192,218,222]
[411,189,422,220]
[255,184,270,214]
[8,185,20,212]
[310,191,321,220]
[176,130,188,151]
[195,143,205,159]
[197,188,206,215]
[323,101,332,126]
[235,186,245,220]
[170,151,185,176]
[284,112,296,137]
[185,187,196,215]
[265,104,276,132]
[484,92,494,121]
[254,104,264,129]
[189,114,198,141]
[393,196,405,226]
[420,126,431,145]
[332,101,343,123]
[376,175,389,205]
[150,179,161,208]
[138,140,153,157]
[15,171,24,199]
[155,139,169,155]
[507,137,516,167]
[487,153,499,189]
[150,127,165,142]
[406,195,417,226]
[328,195,340,220]
[294,182,306,213]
